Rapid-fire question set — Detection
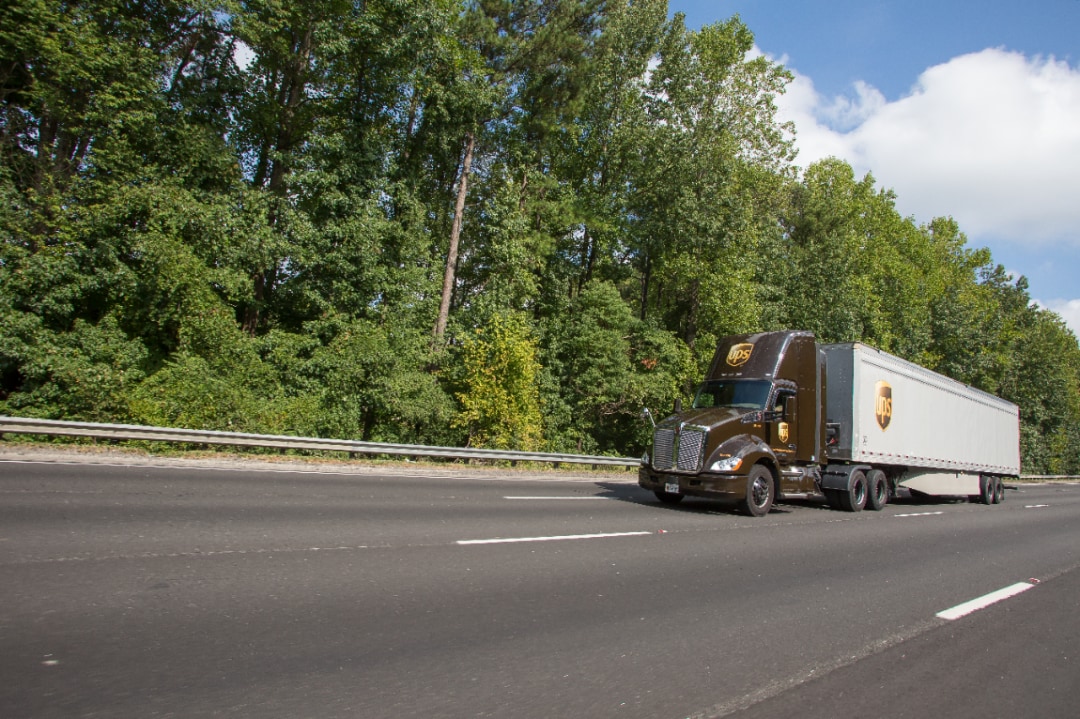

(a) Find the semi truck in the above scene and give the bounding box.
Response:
[638,330,1021,516]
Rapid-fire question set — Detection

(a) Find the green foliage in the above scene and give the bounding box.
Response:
[259,317,459,444]
[128,352,267,432]
[453,313,544,450]
[540,281,695,454]
[629,14,794,348]
[0,1,1075,473]
[0,312,146,421]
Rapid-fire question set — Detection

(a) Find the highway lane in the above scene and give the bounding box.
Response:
[730,564,1080,719]
[1,456,1078,718]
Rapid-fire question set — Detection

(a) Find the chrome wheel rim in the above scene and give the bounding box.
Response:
[751,476,770,507]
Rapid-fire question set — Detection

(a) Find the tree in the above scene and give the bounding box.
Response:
[541,280,693,454]
[453,312,544,450]
[631,14,793,350]
[431,0,605,342]
[547,0,667,297]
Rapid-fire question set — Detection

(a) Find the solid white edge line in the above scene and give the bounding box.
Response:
[503,496,613,500]
[936,582,1035,621]
[457,531,650,546]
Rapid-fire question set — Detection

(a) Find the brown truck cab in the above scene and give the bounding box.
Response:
[639,331,826,516]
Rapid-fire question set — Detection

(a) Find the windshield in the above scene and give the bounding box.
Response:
[692,380,772,410]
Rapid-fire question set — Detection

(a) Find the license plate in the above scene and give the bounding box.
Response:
[665,482,680,494]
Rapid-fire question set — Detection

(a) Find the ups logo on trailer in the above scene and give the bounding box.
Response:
[726,343,754,367]
[875,381,893,430]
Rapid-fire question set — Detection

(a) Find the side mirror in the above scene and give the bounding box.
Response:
[674,398,683,413]
[741,410,765,424]
[641,407,655,428]
[741,409,782,424]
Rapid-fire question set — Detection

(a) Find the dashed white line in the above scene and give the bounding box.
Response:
[457,531,650,546]
[894,511,945,518]
[8,545,373,565]
[1025,504,1050,509]
[936,581,1036,620]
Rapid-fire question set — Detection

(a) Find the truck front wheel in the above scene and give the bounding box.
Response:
[740,465,775,517]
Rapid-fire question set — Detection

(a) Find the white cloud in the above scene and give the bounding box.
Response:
[772,47,1080,338]
[1038,299,1080,338]
[775,48,1080,244]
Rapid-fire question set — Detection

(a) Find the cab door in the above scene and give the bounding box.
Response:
[770,390,797,463]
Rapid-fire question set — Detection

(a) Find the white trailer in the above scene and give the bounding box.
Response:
[822,343,1021,498]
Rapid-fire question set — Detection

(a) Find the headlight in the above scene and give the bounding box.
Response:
[709,456,742,472]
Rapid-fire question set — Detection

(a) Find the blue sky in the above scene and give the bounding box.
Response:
[669,1,1080,335]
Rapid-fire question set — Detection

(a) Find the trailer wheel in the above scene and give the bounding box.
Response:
[979,476,995,505]
[865,470,888,511]
[739,465,775,517]
[654,490,684,505]
[839,470,867,512]
[992,477,1004,504]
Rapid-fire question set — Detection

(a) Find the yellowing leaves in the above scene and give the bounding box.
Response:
[453,313,543,451]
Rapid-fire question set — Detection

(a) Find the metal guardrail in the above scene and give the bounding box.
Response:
[1,416,1075,479]
[1020,475,1080,480]
[0,416,642,468]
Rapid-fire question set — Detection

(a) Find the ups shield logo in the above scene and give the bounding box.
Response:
[726,343,754,367]
[875,381,892,431]
[777,422,790,444]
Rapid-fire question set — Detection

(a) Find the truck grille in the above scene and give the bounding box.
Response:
[652,426,706,472]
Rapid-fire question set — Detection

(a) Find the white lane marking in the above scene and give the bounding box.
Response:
[0,458,641,485]
[457,531,650,546]
[894,511,945,518]
[504,496,613,500]
[1025,504,1050,509]
[9,545,373,565]
[936,582,1036,620]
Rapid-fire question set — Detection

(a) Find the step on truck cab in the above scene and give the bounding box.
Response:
[638,330,1021,516]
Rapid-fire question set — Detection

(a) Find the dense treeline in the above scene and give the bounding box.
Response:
[1,0,1078,473]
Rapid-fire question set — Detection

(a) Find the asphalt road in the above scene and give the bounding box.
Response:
[2,451,1078,718]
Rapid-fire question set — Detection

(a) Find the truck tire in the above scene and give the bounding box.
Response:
[654,490,684,505]
[995,478,1006,503]
[979,476,995,505]
[839,470,867,512]
[739,465,775,517]
[865,469,888,511]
